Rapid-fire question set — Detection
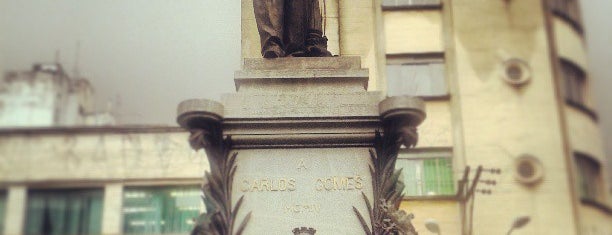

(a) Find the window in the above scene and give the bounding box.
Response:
[548,0,582,30]
[25,189,103,235]
[574,153,603,202]
[123,186,202,234]
[382,0,442,9]
[0,191,6,235]
[386,55,447,98]
[561,59,587,107]
[396,148,454,197]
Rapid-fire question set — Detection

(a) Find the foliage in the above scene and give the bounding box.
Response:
[353,128,419,235]
[189,127,251,235]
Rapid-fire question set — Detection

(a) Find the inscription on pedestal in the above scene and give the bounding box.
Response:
[232,148,373,235]
[222,93,381,118]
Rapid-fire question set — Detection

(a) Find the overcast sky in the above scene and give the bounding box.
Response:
[1,0,610,159]
[0,0,241,124]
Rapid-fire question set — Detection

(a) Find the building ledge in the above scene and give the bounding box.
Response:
[566,99,598,122]
[552,10,583,35]
[404,195,456,201]
[422,94,450,101]
[0,125,185,135]
[580,198,612,215]
[0,178,202,188]
[382,4,442,11]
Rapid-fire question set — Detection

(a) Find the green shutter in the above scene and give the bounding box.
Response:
[25,189,103,235]
[439,158,455,195]
[123,186,201,234]
[423,158,454,196]
[423,159,437,195]
[397,159,421,196]
[396,148,456,197]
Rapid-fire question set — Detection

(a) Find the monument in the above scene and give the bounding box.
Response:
[253,0,332,58]
[178,3,425,235]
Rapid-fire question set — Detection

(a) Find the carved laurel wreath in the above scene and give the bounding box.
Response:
[186,113,418,235]
[353,121,419,235]
[188,125,251,235]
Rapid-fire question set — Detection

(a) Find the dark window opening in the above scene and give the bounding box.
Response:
[25,189,103,235]
[574,153,603,202]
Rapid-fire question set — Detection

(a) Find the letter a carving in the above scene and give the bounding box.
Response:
[297,159,308,171]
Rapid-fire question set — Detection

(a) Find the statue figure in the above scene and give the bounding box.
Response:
[254,0,333,58]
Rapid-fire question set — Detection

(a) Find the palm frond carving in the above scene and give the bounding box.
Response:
[353,123,419,235]
[189,125,251,235]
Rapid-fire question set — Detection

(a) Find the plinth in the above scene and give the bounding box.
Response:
[178,57,424,235]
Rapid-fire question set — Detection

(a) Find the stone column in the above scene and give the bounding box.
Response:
[4,186,26,235]
[102,183,123,235]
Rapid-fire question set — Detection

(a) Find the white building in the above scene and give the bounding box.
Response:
[0,63,115,127]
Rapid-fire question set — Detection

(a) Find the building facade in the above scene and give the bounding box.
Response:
[0,63,115,127]
[0,0,610,234]
[0,127,208,235]
[247,0,610,234]
[377,0,612,234]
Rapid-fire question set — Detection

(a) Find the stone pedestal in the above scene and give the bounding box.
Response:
[178,57,424,235]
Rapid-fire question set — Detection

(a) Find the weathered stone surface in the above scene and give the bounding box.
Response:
[234,69,369,92]
[181,57,386,235]
[235,57,369,92]
[242,57,361,70]
[0,127,207,182]
[177,99,224,128]
[223,57,381,118]
[232,148,373,235]
[222,92,381,118]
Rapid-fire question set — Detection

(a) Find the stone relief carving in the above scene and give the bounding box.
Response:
[353,130,419,235]
[353,97,424,235]
[188,125,251,235]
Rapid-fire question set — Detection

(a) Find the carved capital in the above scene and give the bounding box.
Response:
[177,99,224,151]
[177,99,251,235]
[379,96,425,148]
[353,96,425,235]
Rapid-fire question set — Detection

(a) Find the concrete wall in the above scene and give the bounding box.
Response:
[447,0,579,233]
[0,69,105,127]
[553,18,588,70]
[338,0,386,91]
[553,17,596,108]
[382,6,458,234]
[578,205,612,235]
[400,199,459,235]
[0,127,208,235]
[383,10,444,54]
[376,0,612,234]
[0,72,60,127]
[566,107,605,163]
[551,5,611,229]
[417,101,453,148]
[0,128,207,182]
[383,0,609,234]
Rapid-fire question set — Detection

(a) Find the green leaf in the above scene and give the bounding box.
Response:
[234,212,252,235]
[353,206,373,235]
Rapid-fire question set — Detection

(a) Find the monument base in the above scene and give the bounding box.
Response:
[178,57,424,235]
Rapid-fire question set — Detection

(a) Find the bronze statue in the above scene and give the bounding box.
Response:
[254,0,332,58]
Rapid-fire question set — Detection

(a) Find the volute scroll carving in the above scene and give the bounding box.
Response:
[178,99,252,235]
[353,96,425,235]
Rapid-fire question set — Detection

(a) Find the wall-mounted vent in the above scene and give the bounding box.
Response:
[514,154,544,186]
[502,59,531,87]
